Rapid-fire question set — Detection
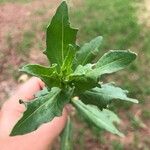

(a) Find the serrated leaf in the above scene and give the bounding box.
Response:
[60,117,73,150]
[72,99,124,137]
[45,1,78,69]
[80,83,138,109]
[20,64,61,87]
[88,50,136,78]
[10,87,73,136]
[73,36,103,67]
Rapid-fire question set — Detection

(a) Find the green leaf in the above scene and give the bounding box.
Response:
[10,87,73,136]
[72,64,93,75]
[72,99,124,137]
[60,117,73,150]
[88,50,136,77]
[80,83,138,109]
[35,87,49,98]
[69,64,98,93]
[20,64,57,76]
[45,1,78,69]
[73,36,103,67]
[61,44,76,75]
[20,64,61,87]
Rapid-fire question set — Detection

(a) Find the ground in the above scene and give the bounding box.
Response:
[0,0,150,149]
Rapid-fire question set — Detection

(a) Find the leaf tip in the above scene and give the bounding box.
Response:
[19,64,29,72]
[135,99,139,104]
[97,36,103,41]
[43,50,47,55]
[72,96,79,101]
[19,68,24,72]
[59,0,68,9]
[118,132,125,138]
[129,98,139,104]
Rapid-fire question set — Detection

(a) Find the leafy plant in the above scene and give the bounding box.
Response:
[10,1,138,149]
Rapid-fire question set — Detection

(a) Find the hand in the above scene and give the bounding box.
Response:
[0,77,67,150]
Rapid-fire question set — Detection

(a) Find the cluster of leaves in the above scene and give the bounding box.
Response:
[10,1,138,149]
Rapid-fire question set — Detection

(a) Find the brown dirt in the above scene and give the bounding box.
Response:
[0,0,60,105]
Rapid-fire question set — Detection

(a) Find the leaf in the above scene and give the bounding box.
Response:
[10,87,73,136]
[35,87,49,98]
[61,44,76,76]
[69,64,98,93]
[72,99,124,137]
[88,50,136,77]
[72,64,93,75]
[45,1,78,69]
[73,36,103,67]
[60,117,73,150]
[20,64,57,76]
[80,83,138,109]
[20,64,61,87]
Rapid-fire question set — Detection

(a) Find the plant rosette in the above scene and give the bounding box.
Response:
[10,1,138,149]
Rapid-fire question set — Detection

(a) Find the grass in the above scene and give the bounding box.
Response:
[111,141,124,150]
[5,30,35,56]
[71,0,140,50]
[18,31,35,55]
[142,109,150,119]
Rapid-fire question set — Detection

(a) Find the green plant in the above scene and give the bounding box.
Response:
[112,140,124,150]
[10,1,138,149]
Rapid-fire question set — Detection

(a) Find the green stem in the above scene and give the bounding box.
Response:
[60,116,73,150]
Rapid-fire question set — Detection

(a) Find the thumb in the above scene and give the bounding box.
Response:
[0,77,44,138]
[0,108,68,150]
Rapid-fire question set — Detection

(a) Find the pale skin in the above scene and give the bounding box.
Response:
[0,77,67,150]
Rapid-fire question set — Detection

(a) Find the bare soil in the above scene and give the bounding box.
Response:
[0,0,60,105]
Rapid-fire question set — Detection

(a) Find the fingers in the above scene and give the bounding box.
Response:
[4,108,68,150]
[10,77,45,102]
[35,108,68,142]
[0,77,45,138]
[0,77,68,149]
[22,108,67,150]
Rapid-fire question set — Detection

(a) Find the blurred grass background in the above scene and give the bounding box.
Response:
[0,0,150,149]
[0,0,30,3]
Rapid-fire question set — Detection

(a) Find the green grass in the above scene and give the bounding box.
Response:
[142,109,150,119]
[5,30,35,56]
[19,31,35,54]
[111,141,124,150]
[71,0,140,50]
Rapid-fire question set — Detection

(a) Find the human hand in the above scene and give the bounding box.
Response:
[0,77,67,150]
